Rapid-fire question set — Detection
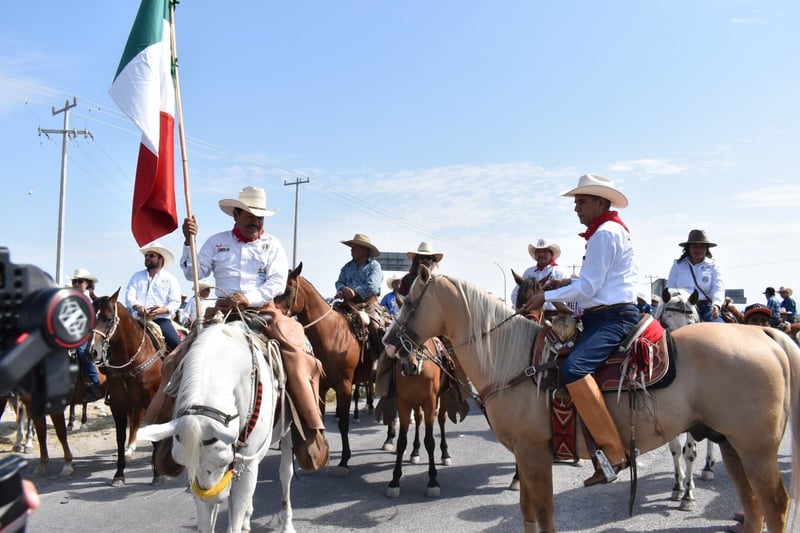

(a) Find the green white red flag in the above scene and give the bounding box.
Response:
[109,0,177,246]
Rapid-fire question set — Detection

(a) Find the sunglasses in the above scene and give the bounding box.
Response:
[72,279,88,285]
[144,253,162,259]
[417,255,434,261]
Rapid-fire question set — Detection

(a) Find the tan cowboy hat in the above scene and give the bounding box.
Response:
[140,242,175,268]
[71,267,99,284]
[341,233,380,257]
[561,174,628,208]
[386,276,401,290]
[219,186,278,218]
[407,241,443,262]
[527,238,561,261]
[679,229,717,248]
[779,286,793,296]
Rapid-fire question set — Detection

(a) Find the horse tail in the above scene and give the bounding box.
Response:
[176,415,203,480]
[764,328,800,531]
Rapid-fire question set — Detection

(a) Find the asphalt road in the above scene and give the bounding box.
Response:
[8,401,794,532]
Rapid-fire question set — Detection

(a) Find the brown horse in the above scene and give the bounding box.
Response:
[384,267,800,533]
[90,289,164,486]
[274,263,375,474]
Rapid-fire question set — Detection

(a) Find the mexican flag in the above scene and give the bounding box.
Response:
[109,0,177,247]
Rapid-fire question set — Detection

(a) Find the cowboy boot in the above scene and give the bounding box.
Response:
[566,374,628,486]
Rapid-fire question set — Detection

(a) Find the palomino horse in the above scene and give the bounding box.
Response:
[137,322,295,533]
[91,289,164,486]
[0,393,34,454]
[384,267,800,533]
[653,287,716,511]
[275,262,375,474]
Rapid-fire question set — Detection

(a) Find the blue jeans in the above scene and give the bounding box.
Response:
[697,302,723,323]
[154,318,181,351]
[76,342,100,387]
[561,303,640,384]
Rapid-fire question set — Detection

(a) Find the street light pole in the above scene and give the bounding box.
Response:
[492,261,507,303]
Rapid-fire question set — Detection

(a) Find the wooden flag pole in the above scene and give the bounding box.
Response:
[168,1,204,327]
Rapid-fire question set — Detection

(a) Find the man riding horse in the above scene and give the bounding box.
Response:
[524,173,638,487]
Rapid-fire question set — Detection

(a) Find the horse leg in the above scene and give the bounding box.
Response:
[228,462,257,533]
[423,399,440,497]
[437,401,451,466]
[81,401,89,427]
[24,415,35,453]
[678,434,698,511]
[278,431,296,533]
[718,440,772,533]
[333,384,353,475]
[12,398,25,453]
[110,404,128,486]
[366,382,375,414]
[192,496,216,533]
[67,403,76,431]
[382,413,397,452]
[30,415,49,476]
[386,402,411,498]
[49,413,74,477]
[515,443,556,533]
[126,410,142,458]
[667,436,684,501]
[410,406,422,465]
[352,384,360,421]
[700,440,716,481]
[509,464,521,491]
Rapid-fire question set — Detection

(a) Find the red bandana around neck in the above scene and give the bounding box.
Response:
[579,211,629,242]
[535,260,558,272]
[232,227,263,243]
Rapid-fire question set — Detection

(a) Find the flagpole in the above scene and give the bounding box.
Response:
[168,1,204,326]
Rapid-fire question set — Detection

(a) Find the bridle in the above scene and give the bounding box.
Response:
[92,299,161,373]
[281,278,335,330]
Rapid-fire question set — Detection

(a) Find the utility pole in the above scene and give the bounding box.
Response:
[283,177,309,268]
[492,261,507,303]
[38,97,92,286]
[644,274,661,300]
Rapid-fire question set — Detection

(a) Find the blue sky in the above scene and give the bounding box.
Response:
[1,1,798,306]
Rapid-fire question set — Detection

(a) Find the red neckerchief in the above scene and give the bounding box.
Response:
[579,211,629,242]
[232,227,263,243]
[534,260,558,272]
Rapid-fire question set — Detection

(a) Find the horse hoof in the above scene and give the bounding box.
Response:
[410,455,420,465]
[12,444,23,453]
[427,486,441,498]
[67,423,74,431]
[382,442,395,452]
[59,464,74,477]
[331,466,349,477]
[700,470,714,481]
[508,479,520,491]
[441,457,452,466]
[386,486,400,498]
[124,446,136,459]
[679,499,695,512]
[151,475,166,486]
[24,445,33,453]
[111,477,125,487]
[670,489,681,501]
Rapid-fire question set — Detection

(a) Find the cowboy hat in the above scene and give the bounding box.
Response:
[140,242,175,268]
[527,238,561,261]
[71,267,99,284]
[219,186,278,218]
[341,233,380,257]
[744,303,772,320]
[679,229,717,248]
[779,286,793,296]
[198,281,214,292]
[386,276,401,290]
[764,287,776,296]
[561,174,628,208]
[407,241,443,262]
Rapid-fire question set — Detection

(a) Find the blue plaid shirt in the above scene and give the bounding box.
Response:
[335,257,382,300]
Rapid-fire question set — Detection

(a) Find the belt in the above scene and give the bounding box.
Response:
[697,300,711,305]
[583,303,632,313]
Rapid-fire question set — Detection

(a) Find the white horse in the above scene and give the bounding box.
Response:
[653,287,715,511]
[137,322,295,533]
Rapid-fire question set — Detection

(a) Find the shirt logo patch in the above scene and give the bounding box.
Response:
[215,244,231,253]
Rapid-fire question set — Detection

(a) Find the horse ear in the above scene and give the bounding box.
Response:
[136,420,178,443]
[290,262,303,278]
[689,290,699,305]
[512,269,523,286]
[553,301,572,315]
[111,287,121,302]
[662,287,671,303]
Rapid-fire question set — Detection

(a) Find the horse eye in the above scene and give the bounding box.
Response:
[175,434,181,443]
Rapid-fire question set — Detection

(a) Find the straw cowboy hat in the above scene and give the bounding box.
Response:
[561,174,628,208]
[219,186,278,218]
[198,281,214,292]
[386,276,401,290]
[407,241,443,262]
[779,286,793,296]
[140,242,175,268]
[341,233,380,257]
[527,238,561,261]
[71,268,99,284]
[679,229,717,248]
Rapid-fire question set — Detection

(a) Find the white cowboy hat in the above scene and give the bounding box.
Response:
[407,241,443,262]
[341,233,380,257]
[140,242,175,268]
[386,276,401,290]
[561,174,628,208]
[198,281,214,292]
[219,186,278,218]
[527,238,561,261]
[71,267,99,284]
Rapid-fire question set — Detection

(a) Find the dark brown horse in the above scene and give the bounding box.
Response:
[90,289,164,486]
[275,263,374,474]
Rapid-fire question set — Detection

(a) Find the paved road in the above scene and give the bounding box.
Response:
[12,401,793,532]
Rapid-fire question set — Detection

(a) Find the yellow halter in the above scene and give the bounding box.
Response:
[191,468,233,500]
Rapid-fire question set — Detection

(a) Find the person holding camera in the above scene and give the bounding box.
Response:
[124,243,182,351]
[70,268,102,401]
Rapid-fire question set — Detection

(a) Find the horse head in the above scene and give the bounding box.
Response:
[275,262,305,316]
[655,288,700,331]
[512,271,550,321]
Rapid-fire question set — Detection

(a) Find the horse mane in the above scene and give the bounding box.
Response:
[443,275,541,384]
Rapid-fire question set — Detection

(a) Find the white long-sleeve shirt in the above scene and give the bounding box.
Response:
[510,263,566,310]
[124,269,182,320]
[544,220,639,309]
[180,230,288,307]
[667,257,725,307]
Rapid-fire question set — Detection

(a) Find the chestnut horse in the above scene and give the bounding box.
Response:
[275,263,375,474]
[90,289,164,486]
[384,267,800,533]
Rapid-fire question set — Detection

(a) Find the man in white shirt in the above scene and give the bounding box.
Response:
[124,242,182,351]
[510,238,566,311]
[525,174,639,487]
